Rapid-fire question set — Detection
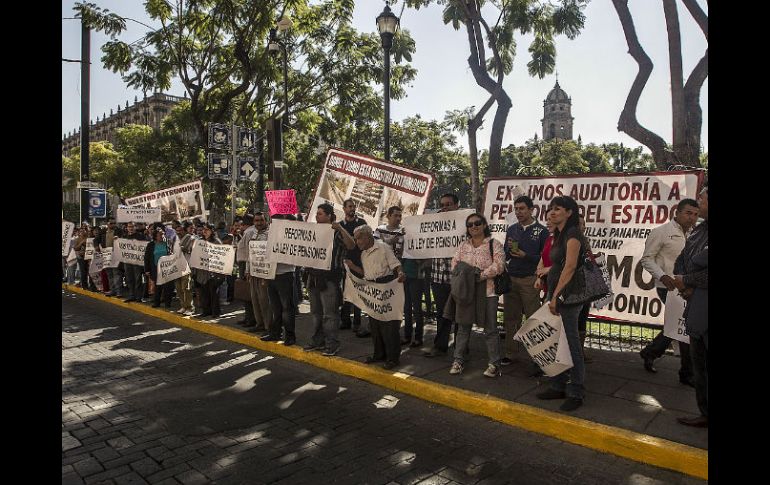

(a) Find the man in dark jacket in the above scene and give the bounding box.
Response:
[674,187,708,428]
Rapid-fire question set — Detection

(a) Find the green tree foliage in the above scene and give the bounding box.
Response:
[532,139,588,174]
[580,143,613,173]
[63,141,139,200]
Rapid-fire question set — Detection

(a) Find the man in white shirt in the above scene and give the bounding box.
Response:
[346,225,405,370]
[235,214,258,328]
[639,198,699,384]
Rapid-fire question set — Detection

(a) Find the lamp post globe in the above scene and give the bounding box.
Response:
[376,4,399,162]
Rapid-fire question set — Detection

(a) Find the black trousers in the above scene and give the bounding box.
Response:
[689,332,708,417]
[641,288,692,379]
[370,318,401,364]
[267,272,296,339]
[431,282,452,351]
[199,279,222,316]
[340,275,362,328]
[153,281,173,307]
[238,261,256,323]
[404,278,425,342]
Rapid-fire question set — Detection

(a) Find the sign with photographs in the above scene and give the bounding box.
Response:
[124,180,207,223]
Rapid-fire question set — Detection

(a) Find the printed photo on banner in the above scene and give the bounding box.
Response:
[343,272,405,322]
[116,207,162,223]
[266,219,335,271]
[112,238,150,266]
[265,189,299,216]
[482,171,704,325]
[249,240,276,279]
[62,221,75,256]
[124,180,206,223]
[189,239,235,275]
[308,148,434,227]
[402,209,476,259]
[156,241,191,285]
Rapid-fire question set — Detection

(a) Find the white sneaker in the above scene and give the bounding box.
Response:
[449,361,464,375]
[483,364,501,378]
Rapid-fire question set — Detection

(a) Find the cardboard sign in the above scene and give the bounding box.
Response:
[266,219,335,271]
[100,247,118,269]
[113,238,150,266]
[265,189,299,216]
[249,240,276,279]
[343,272,405,322]
[84,238,95,260]
[156,240,191,285]
[89,251,105,274]
[514,303,573,377]
[402,209,475,259]
[116,207,162,223]
[124,180,206,223]
[62,221,75,256]
[66,247,77,266]
[662,290,689,344]
[189,239,235,275]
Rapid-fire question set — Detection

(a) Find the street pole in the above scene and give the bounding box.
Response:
[383,44,391,162]
[276,44,289,190]
[80,20,90,224]
[230,119,237,224]
[376,4,398,162]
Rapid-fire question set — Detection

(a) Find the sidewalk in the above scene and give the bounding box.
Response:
[63,284,707,479]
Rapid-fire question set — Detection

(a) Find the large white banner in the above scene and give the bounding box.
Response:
[662,290,690,344]
[343,272,405,322]
[124,180,206,223]
[112,238,150,266]
[116,207,162,223]
[62,221,75,256]
[267,219,335,271]
[483,171,703,325]
[156,240,191,285]
[514,303,573,377]
[189,240,235,275]
[402,209,475,259]
[308,148,435,227]
[84,238,95,260]
[249,240,276,279]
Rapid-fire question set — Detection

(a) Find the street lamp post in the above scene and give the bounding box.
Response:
[376,3,399,162]
[269,17,292,190]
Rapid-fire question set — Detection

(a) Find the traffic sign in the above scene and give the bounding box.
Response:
[87,190,107,218]
[208,123,231,151]
[238,127,259,152]
[208,153,232,180]
[77,181,100,189]
[238,156,257,181]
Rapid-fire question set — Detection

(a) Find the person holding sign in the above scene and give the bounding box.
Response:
[122,222,148,302]
[261,214,297,346]
[443,214,505,378]
[73,225,96,291]
[193,224,225,318]
[502,196,549,367]
[144,227,173,308]
[247,213,273,334]
[346,225,405,370]
[174,222,195,314]
[303,204,356,356]
[339,199,369,336]
[235,214,259,329]
[537,196,589,412]
[102,219,124,297]
[638,198,699,384]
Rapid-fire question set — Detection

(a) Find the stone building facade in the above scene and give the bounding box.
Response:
[541,80,574,141]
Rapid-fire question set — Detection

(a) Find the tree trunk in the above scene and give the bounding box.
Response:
[611,0,673,169]
[663,0,686,164]
[682,52,707,166]
[487,95,512,178]
[467,96,495,210]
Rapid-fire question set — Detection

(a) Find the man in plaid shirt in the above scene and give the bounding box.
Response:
[424,193,460,357]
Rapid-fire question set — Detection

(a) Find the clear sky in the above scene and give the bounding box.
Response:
[62,0,708,154]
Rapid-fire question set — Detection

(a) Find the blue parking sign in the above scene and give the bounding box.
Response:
[88,190,107,218]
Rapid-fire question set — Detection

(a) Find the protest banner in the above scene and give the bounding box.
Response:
[483,171,704,325]
[112,238,150,266]
[89,251,105,274]
[62,221,75,256]
[343,272,405,322]
[157,240,191,285]
[189,240,235,275]
[266,219,335,271]
[265,189,299,216]
[116,207,162,223]
[124,180,206,222]
[308,148,434,227]
[662,290,690,344]
[514,303,573,377]
[402,209,475,259]
[249,240,276,279]
[84,238,95,260]
[66,246,77,266]
[100,247,118,269]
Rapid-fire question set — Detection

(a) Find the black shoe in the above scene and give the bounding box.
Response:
[423,348,447,358]
[260,334,281,342]
[322,347,339,356]
[247,326,264,333]
[677,416,708,428]
[409,341,423,348]
[560,397,583,411]
[151,303,161,308]
[382,361,399,370]
[641,353,657,373]
[283,338,296,346]
[236,320,253,327]
[500,357,514,366]
[400,338,411,346]
[123,298,136,303]
[340,323,352,330]
[365,356,385,364]
[536,389,566,400]
[355,330,371,338]
[303,343,323,352]
[679,375,695,387]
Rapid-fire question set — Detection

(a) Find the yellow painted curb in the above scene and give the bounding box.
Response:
[63,284,708,480]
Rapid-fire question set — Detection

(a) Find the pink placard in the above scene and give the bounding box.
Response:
[265,189,299,216]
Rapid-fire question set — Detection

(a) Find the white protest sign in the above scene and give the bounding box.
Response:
[84,238,95,260]
[249,240,276,279]
[113,238,150,266]
[156,240,191,285]
[89,252,105,274]
[402,209,475,259]
[101,247,118,269]
[62,221,75,256]
[662,290,689,344]
[514,303,573,377]
[116,207,162,223]
[483,171,704,325]
[189,239,235,275]
[343,272,405,322]
[66,247,77,266]
[267,219,335,271]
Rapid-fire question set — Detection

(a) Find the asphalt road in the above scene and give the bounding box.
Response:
[62,291,705,485]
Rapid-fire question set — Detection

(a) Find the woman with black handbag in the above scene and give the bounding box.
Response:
[536,196,589,411]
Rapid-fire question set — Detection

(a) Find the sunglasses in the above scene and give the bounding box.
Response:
[466,220,485,228]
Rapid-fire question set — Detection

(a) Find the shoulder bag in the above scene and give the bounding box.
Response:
[489,240,512,295]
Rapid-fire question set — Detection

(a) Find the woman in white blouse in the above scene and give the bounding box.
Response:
[449,213,505,377]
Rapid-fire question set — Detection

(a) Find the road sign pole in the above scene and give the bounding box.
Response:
[230,120,237,225]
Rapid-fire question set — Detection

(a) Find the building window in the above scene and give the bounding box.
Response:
[551,106,555,112]
[559,106,563,111]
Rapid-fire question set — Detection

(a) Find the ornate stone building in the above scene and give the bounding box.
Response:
[61,92,186,155]
[541,80,574,141]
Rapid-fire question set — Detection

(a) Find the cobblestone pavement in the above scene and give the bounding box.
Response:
[62,292,705,485]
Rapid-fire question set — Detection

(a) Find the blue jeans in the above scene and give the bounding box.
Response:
[453,297,501,366]
[550,302,585,399]
[309,277,341,351]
